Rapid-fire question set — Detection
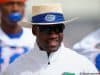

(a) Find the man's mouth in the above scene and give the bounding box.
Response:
[47,40,59,46]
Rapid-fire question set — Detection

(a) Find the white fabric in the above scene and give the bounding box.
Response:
[0,27,36,72]
[1,43,98,75]
[73,28,100,64]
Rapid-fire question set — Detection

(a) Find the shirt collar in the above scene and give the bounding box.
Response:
[32,42,65,64]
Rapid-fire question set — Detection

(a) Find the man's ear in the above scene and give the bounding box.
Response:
[32,25,38,35]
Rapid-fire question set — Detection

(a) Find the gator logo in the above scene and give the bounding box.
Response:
[45,14,56,22]
[62,72,75,75]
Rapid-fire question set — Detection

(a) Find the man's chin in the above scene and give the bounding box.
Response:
[47,46,58,53]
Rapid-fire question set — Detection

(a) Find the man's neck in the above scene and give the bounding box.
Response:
[1,22,22,34]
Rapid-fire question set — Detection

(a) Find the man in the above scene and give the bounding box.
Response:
[1,4,98,75]
[73,28,100,71]
[0,0,36,72]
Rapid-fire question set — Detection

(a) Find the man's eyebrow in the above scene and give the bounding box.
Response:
[5,1,24,5]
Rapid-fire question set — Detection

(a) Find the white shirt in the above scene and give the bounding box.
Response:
[0,27,36,72]
[1,43,98,75]
[73,28,100,70]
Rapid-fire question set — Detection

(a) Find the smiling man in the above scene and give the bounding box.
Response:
[1,4,98,75]
[35,24,64,53]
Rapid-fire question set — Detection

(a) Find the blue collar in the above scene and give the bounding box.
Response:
[7,29,23,39]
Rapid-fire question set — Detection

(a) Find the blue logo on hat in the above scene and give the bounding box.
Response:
[45,14,56,22]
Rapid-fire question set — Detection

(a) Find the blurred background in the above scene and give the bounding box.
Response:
[22,0,100,48]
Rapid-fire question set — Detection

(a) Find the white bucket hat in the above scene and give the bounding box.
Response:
[23,3,78,25]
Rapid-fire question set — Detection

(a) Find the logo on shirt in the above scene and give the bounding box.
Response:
[62,72,75,75]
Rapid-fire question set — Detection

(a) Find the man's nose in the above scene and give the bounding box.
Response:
[48,31,58,38]
[12,4,20,12]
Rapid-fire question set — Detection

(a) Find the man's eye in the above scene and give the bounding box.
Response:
[5,2,24,6]
[5,2,14,6]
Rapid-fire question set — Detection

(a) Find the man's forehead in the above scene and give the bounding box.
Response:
[38,25,56,27]
[0,0,26,4]
[36,23,64,27]
[6,0,23,1]
[37,24,64,29]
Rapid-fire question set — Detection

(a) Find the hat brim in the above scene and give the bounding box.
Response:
[21,17,79,25]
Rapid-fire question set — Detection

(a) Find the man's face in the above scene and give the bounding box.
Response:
[33,24,65,53]
[0,0,25,23]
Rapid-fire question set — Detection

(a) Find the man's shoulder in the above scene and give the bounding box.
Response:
[0,27,4,34]
[61,46,87,60]
[59,46,98,72]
